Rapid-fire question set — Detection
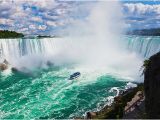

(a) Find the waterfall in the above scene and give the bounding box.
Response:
[0,38,57,59]
[0,36,160,63]
[126,35,160,58]
[0,36,160,62]
[0,38,61,69]
[0,35,159,71]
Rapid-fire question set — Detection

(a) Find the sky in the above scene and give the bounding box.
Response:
[0,0,160,35]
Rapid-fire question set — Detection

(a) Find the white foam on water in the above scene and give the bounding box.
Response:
[109,87,120,96]
[0,1,143,82]
[125,82,137,89]
[1,66,12,77]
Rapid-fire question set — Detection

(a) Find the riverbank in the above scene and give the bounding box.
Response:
[123,90,145,118]
[82,52,160,119]
[83,83,144,119]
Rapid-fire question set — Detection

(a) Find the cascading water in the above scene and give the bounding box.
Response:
[1,36,159,64]
[0,36,142,79]
[0,38,62,70]
[0,38,142,119]
[1,0,159,119]
[1,35,159,119]
[0,38,58,60]
[126,35,160,58]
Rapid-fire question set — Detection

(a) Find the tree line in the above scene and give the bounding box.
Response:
[0,30,24,38]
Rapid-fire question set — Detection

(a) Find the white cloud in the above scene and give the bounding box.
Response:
[1,1,159,34]
[123,3,160,15]
[31,17,43,22]
[46,21,57,27]
[29,24,36,30]
[0,18,14,26]
[0,0,72,34]
[23,0,57,10]
[122,3,160,29]
[20,27,28,31]
[42,13,59,20]
[38,25,47,30]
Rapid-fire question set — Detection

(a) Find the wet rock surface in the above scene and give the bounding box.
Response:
[144,52,160,118]
[84,84,144,119]
[0,63,8,71]
[0,59,9,71]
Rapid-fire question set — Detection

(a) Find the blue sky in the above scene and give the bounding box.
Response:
[0,0,160,35]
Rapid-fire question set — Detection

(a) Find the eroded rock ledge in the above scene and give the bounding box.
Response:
[83,84,144,119]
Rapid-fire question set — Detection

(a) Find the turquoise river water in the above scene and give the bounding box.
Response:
[0,35,159,119]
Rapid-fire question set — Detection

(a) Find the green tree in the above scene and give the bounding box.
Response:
[0,30,24,38]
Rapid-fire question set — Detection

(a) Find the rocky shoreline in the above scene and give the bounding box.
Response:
[78,52,160,119]
[83,83,144,119]
[1,52,160,119]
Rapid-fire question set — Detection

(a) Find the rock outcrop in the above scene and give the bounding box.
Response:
[84,84,144,119]
[0,59,10,71]
[144,52,160,118]
[11,67,19,72]
[0,63,8,71]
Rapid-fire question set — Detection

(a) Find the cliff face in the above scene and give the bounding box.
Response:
[144,52,160,118]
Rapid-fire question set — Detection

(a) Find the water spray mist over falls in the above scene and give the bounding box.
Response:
[1,1,160,119]
[0,1,143,80]
[57,1,142,80]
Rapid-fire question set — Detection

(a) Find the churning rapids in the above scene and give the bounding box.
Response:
[1,0,160,118]
[0,36,159,119]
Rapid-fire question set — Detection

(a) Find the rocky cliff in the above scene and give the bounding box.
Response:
[144,52,160,118]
